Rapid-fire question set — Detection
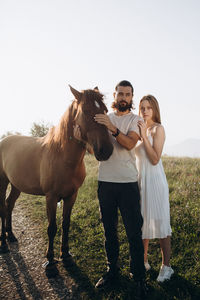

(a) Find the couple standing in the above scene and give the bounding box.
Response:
[74,80,173,298]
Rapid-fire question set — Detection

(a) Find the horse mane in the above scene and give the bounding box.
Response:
[42,101,77,152]
[42,89,106,152]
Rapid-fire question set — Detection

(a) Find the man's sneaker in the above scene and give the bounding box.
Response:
[135,279,148,299]
[157,265,174,282]
[95,269,118,289]
[144,261,151,271]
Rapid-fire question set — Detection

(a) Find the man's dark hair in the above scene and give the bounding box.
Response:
[115,80,134,95]
[112,80,135,111]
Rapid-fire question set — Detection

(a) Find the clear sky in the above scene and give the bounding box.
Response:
[0,0,200,147]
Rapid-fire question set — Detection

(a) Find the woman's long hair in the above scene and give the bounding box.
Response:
[139,95,161,124]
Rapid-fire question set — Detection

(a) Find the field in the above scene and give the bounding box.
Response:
[16,156,200,299]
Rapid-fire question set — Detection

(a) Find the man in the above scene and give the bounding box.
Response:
[73,80,147,298]
[94,80,147,297]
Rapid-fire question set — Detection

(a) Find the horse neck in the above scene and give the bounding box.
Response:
[42,102,86,164]
[65,121,87,164]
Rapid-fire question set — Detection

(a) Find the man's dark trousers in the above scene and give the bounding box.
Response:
[98,181,145,280]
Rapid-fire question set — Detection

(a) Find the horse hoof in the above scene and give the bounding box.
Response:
[61,253,75,267]
[0,244,9,254]
[7,233,18,243]
[44,260,59,278]
[45,267,59,278]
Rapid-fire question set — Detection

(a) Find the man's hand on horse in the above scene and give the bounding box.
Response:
[94,111,116,133]
[73,124,82,141]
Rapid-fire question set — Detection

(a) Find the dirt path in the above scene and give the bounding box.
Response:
[0,201,89,300]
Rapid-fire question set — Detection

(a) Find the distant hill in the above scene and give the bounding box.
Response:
[164,139,200,157]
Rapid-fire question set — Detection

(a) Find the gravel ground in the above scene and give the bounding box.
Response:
[0,202,88,300]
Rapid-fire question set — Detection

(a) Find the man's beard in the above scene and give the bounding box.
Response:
[113,100,133,112]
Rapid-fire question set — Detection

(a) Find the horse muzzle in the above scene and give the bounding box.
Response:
[93,142,113,161]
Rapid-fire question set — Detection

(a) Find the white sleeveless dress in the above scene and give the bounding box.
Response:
[135,134,172,239]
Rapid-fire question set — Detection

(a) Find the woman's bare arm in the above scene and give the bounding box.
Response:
[138,121,165,165]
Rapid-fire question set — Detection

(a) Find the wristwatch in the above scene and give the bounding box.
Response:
[112,128,120,137]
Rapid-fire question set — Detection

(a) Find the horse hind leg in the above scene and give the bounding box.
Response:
[0,176,9,252]
[6,184,21,242]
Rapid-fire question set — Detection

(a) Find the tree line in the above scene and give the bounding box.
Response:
[0,121,51,139]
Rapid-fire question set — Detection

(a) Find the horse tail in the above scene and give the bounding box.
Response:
[0,137,9,178]
[0,139,9,195]
[0,139,3,176]
[0,175,9,219]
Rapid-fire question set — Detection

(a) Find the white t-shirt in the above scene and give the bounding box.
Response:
[98,112,142,183]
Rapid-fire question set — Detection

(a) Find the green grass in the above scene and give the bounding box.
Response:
[17,155,200,299]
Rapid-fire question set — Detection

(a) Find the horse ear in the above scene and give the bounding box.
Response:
[69,85,82,102]
[94,86,99,92]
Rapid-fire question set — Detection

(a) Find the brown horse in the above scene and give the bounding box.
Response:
[0,86,113,271]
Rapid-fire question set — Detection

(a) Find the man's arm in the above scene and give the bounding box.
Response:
[115,130,140,150]
[94,112,140,150]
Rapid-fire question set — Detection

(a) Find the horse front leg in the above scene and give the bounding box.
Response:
[46,194,58,264]
[60,192,77,264]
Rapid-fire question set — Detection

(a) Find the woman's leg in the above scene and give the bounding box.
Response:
[159,236,171,266]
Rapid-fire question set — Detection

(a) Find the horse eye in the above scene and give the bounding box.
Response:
[95,101,100,109]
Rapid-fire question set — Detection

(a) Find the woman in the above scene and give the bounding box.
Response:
[135,95,174,282]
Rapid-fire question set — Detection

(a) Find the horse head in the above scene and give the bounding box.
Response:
[70,85,113,161]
